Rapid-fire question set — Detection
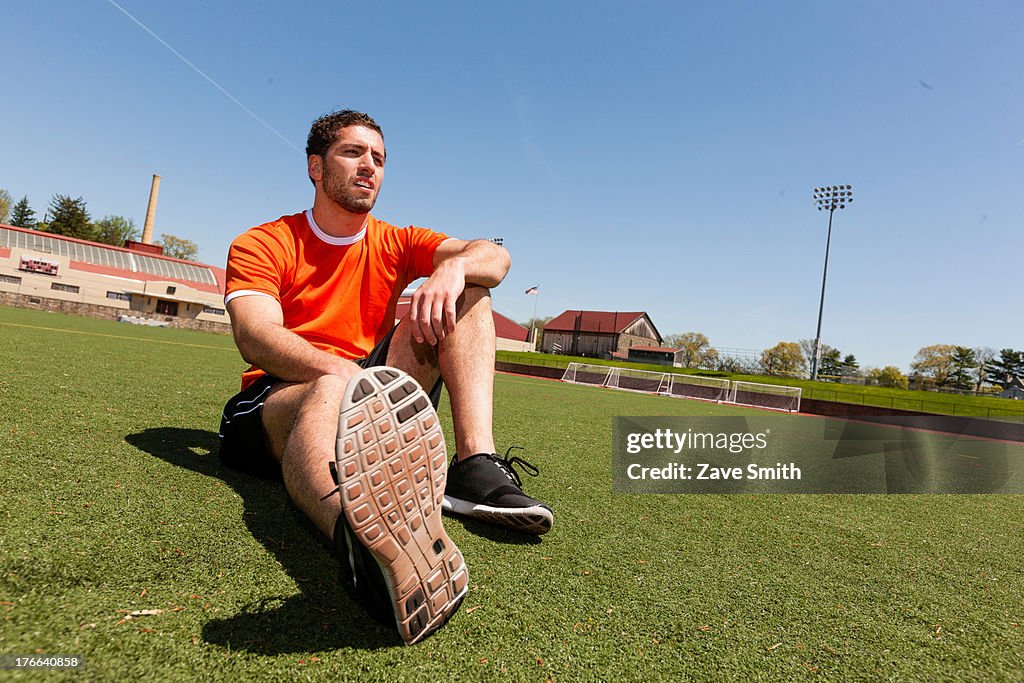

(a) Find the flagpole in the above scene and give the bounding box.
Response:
[525,285,540,350]
[532,288,540,350]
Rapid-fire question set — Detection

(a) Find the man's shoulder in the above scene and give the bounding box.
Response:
[368,215,404,234]
[245,211,307,238]
[368,216,448,241]
[231,212,306,249]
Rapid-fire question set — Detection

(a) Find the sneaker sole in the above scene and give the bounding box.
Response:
[335,367,468,645]
[442,495,553,535]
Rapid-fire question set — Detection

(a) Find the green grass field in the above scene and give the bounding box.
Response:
[497,350,1024,423]
[2,306,1024,681]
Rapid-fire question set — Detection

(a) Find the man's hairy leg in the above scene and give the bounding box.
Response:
[262,376,346,539]
[260,284,497,539]
[387,285,496,460]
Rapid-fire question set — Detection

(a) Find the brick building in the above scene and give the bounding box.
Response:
[0,224,228,330]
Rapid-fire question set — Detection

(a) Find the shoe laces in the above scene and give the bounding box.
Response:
[493,446,539,489]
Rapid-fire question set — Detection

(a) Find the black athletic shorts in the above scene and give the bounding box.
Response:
[218,326,443,480]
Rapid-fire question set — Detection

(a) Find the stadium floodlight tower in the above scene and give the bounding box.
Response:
[810,184,853,381]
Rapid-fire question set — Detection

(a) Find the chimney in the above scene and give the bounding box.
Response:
[141,174,161,244]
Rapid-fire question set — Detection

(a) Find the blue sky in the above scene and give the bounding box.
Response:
[3,1,1021,370]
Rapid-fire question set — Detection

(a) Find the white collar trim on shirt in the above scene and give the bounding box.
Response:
[305,209,366,246]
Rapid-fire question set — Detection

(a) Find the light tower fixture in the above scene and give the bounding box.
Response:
[810,184,853,381]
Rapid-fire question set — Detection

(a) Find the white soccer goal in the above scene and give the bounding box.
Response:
[667,374,731,403]
[606,367,671,394]
[561,362,613,387]
[727,381,801,412]
[561,362,671,394]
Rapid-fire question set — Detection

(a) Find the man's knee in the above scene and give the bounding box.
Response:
[262,375,350,458]
[456,285,491,320]
[306,374,349,402]
[265,375,348,419]
[460,284,490,304]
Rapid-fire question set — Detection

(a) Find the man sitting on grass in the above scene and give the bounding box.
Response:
[217,109,552,644]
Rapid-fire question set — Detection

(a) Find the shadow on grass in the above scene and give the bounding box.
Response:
[125,427,398,654]
[443,514,543,546]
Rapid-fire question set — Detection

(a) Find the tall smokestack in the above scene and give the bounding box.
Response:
[142,174,161,244]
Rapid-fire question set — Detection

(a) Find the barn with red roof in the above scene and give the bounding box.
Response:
[542,310,663,358]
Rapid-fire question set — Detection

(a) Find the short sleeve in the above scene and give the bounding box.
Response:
[224,227,291,302]
[401,226,449,281]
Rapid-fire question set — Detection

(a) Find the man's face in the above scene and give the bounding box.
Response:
[314,125,386,214]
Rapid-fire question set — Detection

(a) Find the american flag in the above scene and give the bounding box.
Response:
[524,286,538,295]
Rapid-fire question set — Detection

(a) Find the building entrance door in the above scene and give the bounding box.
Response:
[156,300,179,316]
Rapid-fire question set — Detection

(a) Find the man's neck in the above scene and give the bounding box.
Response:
[310,196,369,237]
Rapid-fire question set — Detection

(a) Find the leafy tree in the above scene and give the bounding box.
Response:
[869,366,908,389]
[0,189,11,223]
[818,347,844,378]
[760,342,805,376]
[841,354,859,376]
[157,233,199,261]
[910,344,957,387]
[696,347,720,370]
[9,196,36,228]
[973,347,996,391]
[985,348,1024,388]
[799,339,837,375]
[947,346,977,391]
[45,194,94,240]
[716,356,745,373]
[665,332,718,368]
[92,215,140,247]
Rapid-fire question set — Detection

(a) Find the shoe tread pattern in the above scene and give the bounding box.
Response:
[337,367,467,644]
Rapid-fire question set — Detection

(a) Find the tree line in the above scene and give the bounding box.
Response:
[910,346,1022,392]
[0,189,199,261]
[663,332,1021,393]
[512,320,1020,394]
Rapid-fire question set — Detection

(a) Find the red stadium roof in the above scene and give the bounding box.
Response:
[0,223,226,294]
[629,346,680,354]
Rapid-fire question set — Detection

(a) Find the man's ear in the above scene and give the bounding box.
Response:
[308,155,323,182]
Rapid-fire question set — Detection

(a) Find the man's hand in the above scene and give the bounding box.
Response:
[409,238,511,345]
[410,257,465,345]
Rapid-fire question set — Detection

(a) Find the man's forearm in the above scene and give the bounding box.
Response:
[445,240,510,288]
[234,320,360,384]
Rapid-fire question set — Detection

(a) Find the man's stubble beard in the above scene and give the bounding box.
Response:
[322,162,378,214]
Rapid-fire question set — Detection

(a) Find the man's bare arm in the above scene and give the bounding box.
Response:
[227,294,362,384]
[409,238,511,345]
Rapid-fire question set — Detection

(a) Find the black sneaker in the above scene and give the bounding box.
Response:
[333,367,468,645]
[442,447,553,535]
[333,511,396,627]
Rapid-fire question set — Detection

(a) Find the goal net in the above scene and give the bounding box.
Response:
[667,374,731,402]
[606,367,671,394]
[727,381,801,412]
[561,362,613,387]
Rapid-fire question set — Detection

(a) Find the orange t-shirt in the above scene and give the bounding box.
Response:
[224,210,448,389]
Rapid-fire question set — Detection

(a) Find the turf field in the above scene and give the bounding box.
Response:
[2,306,1023,681]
